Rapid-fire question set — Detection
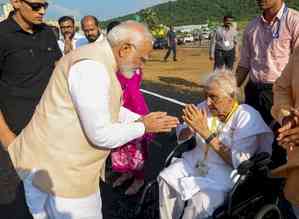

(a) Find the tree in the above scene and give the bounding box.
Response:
[140,9,159,29]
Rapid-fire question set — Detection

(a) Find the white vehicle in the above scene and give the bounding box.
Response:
[183,34,194,43]
[201,31,211,40]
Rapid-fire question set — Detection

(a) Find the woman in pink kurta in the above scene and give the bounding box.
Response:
[111,68,153,195]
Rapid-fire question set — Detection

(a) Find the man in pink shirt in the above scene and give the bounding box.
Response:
[236,1,299,216]
[236,0,299,125]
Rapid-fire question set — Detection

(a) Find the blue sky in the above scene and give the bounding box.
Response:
[44,0,172,21]
[0,0,174,20]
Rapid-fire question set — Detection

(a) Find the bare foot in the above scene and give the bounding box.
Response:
[125,178,144,195]
[112,173,133,188]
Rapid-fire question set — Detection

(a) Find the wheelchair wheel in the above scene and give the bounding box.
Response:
[254,204,282,219]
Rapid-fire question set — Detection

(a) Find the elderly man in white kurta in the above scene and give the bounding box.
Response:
[159,71,273,219]
[1,21,179,219]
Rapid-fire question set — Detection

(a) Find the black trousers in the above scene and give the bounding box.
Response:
[244,80,274,125]
[0,145,32,219]
[214,49,235,70]
[164,45,177,61]
[244,80,287,169]
[0,184,33,219]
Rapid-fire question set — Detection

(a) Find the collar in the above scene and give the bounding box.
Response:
[261,3,286,24]
[223,101,239,123]
[276,2,286,20]
[222,25,232,31]
[6,16,22,32]
[11,17,22,32]
[96,33,104,42]
[101,39,117,74]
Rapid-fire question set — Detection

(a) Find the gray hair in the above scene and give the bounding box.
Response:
[107,20,153,47]
[204,69,238,98]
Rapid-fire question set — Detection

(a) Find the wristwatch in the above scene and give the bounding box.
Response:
[205,132,217,144]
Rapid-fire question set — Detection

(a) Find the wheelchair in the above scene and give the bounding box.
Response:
[134,138,287,219]
[212,152,285,219]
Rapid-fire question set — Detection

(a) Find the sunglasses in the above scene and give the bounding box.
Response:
[22,0,49,11]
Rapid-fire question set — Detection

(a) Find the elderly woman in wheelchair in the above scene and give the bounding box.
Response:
[158,70,274,219]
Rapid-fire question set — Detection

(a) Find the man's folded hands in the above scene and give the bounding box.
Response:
[138,112,179,133]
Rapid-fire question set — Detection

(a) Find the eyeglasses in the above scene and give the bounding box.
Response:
[127,43,149,63]
[22,0,49,11]
[203,90,224,104]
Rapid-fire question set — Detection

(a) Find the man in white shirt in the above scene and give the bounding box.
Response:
[57,16,85,54]
[79,15,103,44]
[2,21,179,219]
[209,15,238,70]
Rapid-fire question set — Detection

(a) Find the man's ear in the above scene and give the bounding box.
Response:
[10,0,22,10]
[119,43,132,58]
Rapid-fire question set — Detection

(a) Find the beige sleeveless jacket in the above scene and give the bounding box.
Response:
[8,39,122,198]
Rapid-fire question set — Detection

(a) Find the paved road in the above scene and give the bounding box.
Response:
[0,84,201,219]
[101,87,202,219]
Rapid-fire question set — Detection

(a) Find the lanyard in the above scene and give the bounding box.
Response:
[203,101,239,160]
[210,101,239,133]
[272,5,288,39]
[222,27,230,41]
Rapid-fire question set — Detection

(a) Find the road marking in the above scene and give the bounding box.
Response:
[140,89,186,106]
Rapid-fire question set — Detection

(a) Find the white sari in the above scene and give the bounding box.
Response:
[159,102,273,219]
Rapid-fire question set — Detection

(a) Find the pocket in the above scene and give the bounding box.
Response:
[271,38,291,58]
[7,49,37,75]
[41,46,60,64]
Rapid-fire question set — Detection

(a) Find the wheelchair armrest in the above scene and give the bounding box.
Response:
[164,143,182,167]
[163,136,196,168]
[237,160,254,175]
[237,152,271,175]
[213,202,229,219]
[251,152,271,164]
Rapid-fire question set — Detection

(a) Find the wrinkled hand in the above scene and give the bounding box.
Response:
[277,126,299,150]
[279,111,299,133]
[182,104,210,139]
[140,112,179,133]
[277,109,299,150]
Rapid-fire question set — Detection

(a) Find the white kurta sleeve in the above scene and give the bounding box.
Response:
[68,60,145,149]
[119,107,141,123]
[230,105,274,168]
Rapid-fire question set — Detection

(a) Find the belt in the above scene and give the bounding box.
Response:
[248,80,273,90]
[215,48,234,52]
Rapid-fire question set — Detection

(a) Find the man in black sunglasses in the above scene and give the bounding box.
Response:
[0,0,62,218]
[12,0,49,26]
[22,0,49,13]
